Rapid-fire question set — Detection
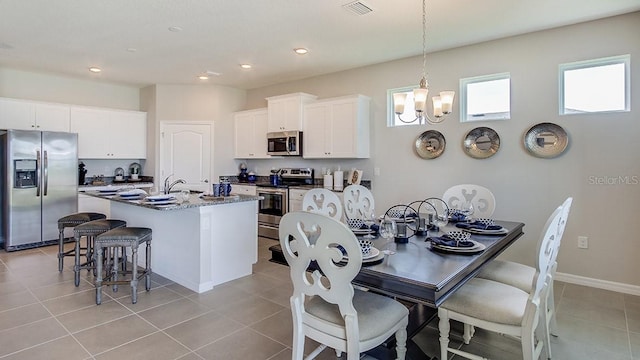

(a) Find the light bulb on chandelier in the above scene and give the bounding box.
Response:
[393,0,455,125]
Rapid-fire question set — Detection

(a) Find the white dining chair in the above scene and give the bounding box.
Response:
[302,188,343,221]
[474,197,573,358]
[343,184,375,220]
[438,204,564,360]
[442,184,496,218]
[279,211,409,360]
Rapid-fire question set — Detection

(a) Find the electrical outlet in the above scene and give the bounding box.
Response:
[578,236,588,249]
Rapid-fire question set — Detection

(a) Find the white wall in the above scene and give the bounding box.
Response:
[244,13,640,287]
[0,67,140,110]
[141,84,246,184]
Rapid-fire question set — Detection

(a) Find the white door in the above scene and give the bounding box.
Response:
[160,122,213,192]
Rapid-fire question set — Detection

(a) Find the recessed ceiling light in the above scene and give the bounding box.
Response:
[168,26,183,32]
[294,48,308,55]
[198,75,209,80]
[88,67,102,73]
[240,64,252,69]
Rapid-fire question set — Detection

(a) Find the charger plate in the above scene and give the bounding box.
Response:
[463,127,500,159]
[524,122,568,158]
[415,130,446,159]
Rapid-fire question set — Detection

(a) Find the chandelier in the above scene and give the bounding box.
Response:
[393,0,455,125]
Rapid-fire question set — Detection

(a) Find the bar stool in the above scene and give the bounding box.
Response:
[95,227,152,305]
[73,219,126,286]
[58,212,106,272]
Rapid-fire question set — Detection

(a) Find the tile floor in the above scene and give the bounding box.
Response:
[1,237,639,360]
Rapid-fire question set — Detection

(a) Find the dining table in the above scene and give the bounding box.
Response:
[269,219,525,360]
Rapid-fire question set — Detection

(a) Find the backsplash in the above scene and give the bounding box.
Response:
[80,159,146,179]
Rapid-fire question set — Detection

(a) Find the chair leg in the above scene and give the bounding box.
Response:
[73,235,81,286]
[547,285,558,336]
[58,228,65,272]
[395,326,408,360]
[438,309,451,360]
[96,245,104,305]
[131,247,139,304]
[145,240,152,291]
[463,324,475,344]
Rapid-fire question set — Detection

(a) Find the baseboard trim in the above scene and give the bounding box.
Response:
[555,272,640,296]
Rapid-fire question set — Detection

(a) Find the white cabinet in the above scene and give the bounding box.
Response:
[266,93,317,132]
[230,184,257,196]
[303,94,370,159]
[78,193,111,217]
[233,108,270,159]
[0,97,70,132]
[70,107,147,159]
[289,188,308,212]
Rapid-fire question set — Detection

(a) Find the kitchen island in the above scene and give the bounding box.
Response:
[84,192,261,293]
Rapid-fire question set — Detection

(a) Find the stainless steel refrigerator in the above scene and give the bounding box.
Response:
[1,129,78,251]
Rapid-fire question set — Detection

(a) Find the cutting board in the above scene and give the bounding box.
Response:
[347,169,362,185]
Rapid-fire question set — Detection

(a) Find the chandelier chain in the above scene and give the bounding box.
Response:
[422,0,427,83]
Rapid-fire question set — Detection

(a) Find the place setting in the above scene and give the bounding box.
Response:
[454,218,508,235]
[427,230,486,255]
[115,188,147,201]
[141,193,179,207]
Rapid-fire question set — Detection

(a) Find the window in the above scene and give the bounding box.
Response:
[560,55,630,115]
[387,86,419,127]
[460,73,511,122]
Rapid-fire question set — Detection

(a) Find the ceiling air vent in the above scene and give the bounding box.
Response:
[342,1,373,16]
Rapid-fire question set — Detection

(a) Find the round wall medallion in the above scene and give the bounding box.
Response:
[415,130,446,159]
[463,127,500,159]
[524,122,569,158]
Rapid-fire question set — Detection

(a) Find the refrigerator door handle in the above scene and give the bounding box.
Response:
[43,150,49,196]
[36,150,42,197]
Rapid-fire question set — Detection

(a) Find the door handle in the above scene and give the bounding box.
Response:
[203,179,209,183]
[43,150,49,196]
[36,150,41,197]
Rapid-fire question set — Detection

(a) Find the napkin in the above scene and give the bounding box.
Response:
[448,211,468,223]
[428,235,475,248]
[455,222,502,231]
[359,223,379,233]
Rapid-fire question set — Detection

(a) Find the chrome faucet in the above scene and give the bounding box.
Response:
[163,174,186,194]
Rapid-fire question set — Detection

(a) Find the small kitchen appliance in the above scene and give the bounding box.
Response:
[267,131,302,156]
[238,163,249,182]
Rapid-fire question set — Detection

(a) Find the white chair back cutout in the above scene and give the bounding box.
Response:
[343,185,374,220]
[443,184,496,217]
[302,188,343,221]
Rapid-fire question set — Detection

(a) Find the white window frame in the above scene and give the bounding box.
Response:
[559,54,630,115]
[386,86,421,127]
[460,73,511,122]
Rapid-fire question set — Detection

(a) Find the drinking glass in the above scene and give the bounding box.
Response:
[362,209,376,239]
[180,189,190,203]
[434,211,449,232]
[460,201,474,218]
[379,219,398,256]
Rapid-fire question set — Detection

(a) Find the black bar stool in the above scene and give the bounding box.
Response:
[73,219,126,286]
[95,227,152,305]
[57,212,106,272]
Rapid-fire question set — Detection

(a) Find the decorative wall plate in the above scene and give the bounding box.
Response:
[524,122,569,158]
[415,130,446,159]
[463,127,500,159]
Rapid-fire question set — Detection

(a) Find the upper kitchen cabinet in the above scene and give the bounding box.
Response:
[234,108,270,159]
[70,106,147,159]
[0,97,70,132]
[303,94,370,159]
[266,93,317,132]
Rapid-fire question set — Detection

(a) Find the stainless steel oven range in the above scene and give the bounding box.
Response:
[256,167,314,240]
[257,186,288,240]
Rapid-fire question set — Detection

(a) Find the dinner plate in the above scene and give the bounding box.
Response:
[117,195,143,200]
[415,130,446,159]
[463,127,500,159]
[524,122,569,158]
[342,247,380,261]
[352,228,374,235]
[431,240,486,254]
[145,194,174,202]
[98,189,118,194]
[461,227,508,235]
[142,199,178,206]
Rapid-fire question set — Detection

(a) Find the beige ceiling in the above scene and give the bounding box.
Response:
[1,0,639,89]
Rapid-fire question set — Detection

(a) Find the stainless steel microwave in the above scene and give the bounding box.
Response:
[267,131,302,156]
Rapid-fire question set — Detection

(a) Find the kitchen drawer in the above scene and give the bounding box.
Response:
[231,184,257,196]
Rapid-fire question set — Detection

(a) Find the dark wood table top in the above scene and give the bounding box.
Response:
[271,220,524,308]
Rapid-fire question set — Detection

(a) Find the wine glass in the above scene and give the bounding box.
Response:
[362,209,376,239]
[434,210,449,232]
[460,201,474,219]
[379,218,398,256]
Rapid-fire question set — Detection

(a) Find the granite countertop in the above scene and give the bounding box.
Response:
[82,191,261,211]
